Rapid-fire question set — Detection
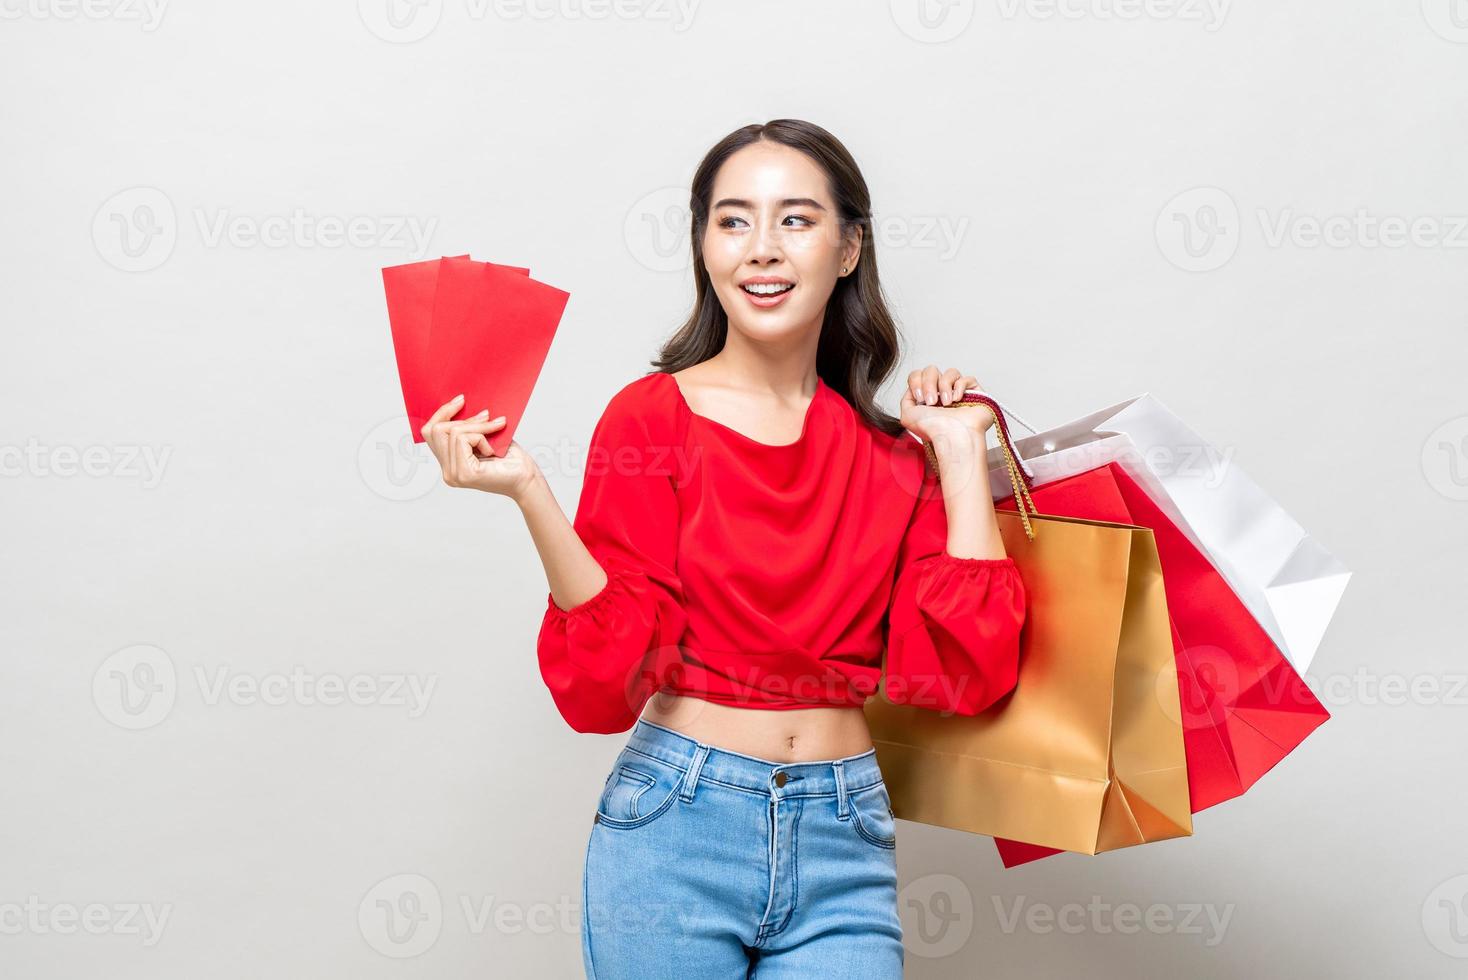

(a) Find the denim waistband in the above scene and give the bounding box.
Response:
[625,717,885,803]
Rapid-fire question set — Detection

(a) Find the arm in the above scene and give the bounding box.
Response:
[527,390,689,735]
[419,387,687,735]
[882,369,1027,716]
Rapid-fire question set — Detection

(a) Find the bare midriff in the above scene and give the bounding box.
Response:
[639,692,875,764]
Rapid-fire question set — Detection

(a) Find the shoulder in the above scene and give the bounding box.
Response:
[591,371,687,444]
[837,396,933,500]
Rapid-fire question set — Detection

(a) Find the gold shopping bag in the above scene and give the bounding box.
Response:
[866,394,1192,856]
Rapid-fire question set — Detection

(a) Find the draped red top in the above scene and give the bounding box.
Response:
[535,371,1027,735]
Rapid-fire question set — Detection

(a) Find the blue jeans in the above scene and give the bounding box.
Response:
[580,717,904,978]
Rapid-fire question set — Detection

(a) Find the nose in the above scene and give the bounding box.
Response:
[746,216,785,267]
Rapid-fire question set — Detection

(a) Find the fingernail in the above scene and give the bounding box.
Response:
[913,388,922,402]
[493,415,506,423]
[453,393,464,401]
[926,391,936,405]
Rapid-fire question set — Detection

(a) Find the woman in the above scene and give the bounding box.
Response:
[421,119,1025,978]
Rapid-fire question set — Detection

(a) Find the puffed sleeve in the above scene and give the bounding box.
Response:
[535,385,689,735]
[882,461,1026,716]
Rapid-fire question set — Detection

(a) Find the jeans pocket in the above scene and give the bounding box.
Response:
[847,780,898,849]
[594,752,684,830]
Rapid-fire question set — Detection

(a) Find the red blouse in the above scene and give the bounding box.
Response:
[535,371,1027,735]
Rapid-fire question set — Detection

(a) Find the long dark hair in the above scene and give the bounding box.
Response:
[650,118,906,437]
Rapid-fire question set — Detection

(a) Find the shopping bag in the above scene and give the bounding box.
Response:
[381,255,529,442]
[988,395,1350,675]
[991,461,1331,867]
[427,258,570,458]
[865,425,1192,857]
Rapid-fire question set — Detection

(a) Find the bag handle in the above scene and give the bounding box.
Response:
[921,390,1038,542]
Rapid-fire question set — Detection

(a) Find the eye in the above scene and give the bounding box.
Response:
[717,215,747,229]
[783,214,814,227]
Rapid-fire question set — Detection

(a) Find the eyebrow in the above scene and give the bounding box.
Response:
[712,197,828,212]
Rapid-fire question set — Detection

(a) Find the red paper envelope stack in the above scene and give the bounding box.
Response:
[382,255,570,458]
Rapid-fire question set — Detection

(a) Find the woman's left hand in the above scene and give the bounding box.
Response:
[899,364,995,458]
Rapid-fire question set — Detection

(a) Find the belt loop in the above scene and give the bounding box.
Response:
[833,759,849,819]
[679,743,709,803]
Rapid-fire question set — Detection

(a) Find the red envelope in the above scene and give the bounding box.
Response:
[992,463,1330,868]
[381,256,529,442]
[427,260,570,459]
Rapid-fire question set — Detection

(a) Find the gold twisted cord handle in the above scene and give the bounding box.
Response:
[921,396,1037,542]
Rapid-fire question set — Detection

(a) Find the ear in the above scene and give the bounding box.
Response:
[841,223,863,274]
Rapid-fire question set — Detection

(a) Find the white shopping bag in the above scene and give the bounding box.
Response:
[981,394,1350,675]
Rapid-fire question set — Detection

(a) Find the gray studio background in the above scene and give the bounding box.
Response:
[2,2,1464,977]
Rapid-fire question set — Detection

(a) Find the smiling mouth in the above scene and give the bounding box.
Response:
[740,282,795,296]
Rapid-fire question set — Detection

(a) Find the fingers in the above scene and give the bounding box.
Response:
[421,393,465,440]
[908,365,981,406]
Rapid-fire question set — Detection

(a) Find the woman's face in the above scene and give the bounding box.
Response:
[701,141,860,343]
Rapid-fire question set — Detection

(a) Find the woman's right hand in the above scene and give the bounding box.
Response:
[421,394,539,500]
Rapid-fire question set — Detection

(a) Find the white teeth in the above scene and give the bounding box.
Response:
[742,282,793,295]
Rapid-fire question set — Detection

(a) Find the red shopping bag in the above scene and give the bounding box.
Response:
[993,462,1330,868]
[382,256,530,442]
